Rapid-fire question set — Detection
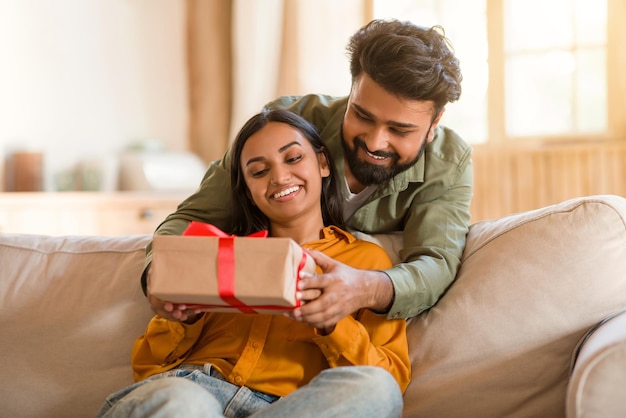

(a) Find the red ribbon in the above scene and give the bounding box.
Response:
[183,222,266,313]
[183,222,306,313]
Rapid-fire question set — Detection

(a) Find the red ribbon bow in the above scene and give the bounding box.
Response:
[183,222,268,239]
[182,222,305,313]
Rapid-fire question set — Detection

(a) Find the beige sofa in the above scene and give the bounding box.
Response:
[1,195,625,418]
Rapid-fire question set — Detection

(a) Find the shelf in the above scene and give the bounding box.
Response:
[0,192,189,236]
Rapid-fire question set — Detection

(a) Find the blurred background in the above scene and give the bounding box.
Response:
[0,0,624,228]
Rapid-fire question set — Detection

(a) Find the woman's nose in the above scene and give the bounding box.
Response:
[269,165,292,185]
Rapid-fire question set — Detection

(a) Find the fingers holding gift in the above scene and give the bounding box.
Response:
[292,292,344,330]
[292,272,363,330]
[147,293,201,323]
[296,272,322,302]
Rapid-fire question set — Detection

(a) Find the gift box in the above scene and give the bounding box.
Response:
[150,222,317,314]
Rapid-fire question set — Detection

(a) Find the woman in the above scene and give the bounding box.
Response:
[97,109,410,418]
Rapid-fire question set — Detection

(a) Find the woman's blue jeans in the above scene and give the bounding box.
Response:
[96,364,403,418]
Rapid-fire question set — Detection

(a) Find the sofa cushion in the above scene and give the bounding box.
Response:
[402,195,626,417]
[0,234,154,418]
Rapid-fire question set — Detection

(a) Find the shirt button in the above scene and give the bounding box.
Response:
[251,342,259,349]
[234,376,242,384]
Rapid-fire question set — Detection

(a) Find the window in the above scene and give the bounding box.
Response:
[371,0,623,145]
[501,0,607,139]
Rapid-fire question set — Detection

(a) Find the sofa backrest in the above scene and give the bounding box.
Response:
[402,194,626,417]
[0,234,154,418]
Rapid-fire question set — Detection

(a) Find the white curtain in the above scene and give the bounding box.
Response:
[229,0,284,140]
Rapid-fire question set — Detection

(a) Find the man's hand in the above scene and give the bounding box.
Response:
[287,249,395,330]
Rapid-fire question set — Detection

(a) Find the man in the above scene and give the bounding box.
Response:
[144,18,472,329]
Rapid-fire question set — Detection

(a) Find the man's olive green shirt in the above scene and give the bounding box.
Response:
[144,94,473,319]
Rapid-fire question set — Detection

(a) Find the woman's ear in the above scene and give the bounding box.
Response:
[318,151,331,178]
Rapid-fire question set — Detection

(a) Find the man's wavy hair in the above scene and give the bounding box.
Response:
[230,109,345,236]
[347,18,462,116]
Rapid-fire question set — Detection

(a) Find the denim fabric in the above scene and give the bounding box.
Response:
[250,366,403,418]
[96,364,402,418]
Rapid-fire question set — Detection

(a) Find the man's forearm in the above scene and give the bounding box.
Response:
[365,270,395,314]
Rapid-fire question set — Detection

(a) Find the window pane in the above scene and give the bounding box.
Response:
[575,0,607,45]
[504,0,607,138]
[374,0,438,22]
[576,49,607,132]
[506,52,574,136]
[505,0,574,51]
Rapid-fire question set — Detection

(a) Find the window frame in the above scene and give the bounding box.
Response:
[488,0,626,145]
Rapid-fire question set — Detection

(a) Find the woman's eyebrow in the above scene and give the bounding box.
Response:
[245,156,265,166]
[245,141,302,166]
[278,141,301,153]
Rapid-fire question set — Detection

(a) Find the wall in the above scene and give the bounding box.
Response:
[470,141,626,222]
[0,0,188,191]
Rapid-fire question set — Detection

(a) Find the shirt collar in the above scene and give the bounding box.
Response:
[319,225,357,243]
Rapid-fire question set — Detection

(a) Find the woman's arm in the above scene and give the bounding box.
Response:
[312,311,411,392]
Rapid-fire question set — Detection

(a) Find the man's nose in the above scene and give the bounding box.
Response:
[364,126,389,151]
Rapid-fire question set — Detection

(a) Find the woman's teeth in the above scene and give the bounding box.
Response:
[273,186,300,199]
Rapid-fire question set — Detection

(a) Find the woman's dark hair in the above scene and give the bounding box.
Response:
[230,109,345,235]
[347,18,462,116]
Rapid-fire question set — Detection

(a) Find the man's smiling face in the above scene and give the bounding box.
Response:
[341,73,443,189]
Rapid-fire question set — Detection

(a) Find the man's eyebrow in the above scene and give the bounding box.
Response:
[245,141,301,166]
[353,103,419,129]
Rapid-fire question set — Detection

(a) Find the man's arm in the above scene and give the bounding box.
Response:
[384,159,473,319]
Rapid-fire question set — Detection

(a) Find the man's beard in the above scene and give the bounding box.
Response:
[341,132,427,186]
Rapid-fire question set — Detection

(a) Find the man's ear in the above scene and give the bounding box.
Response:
[427,108,446,143]
[318,151,331,178]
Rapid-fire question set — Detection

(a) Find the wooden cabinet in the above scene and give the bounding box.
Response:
[0,192,189,236]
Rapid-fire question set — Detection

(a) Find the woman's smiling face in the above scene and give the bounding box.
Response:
[240,121,330,227]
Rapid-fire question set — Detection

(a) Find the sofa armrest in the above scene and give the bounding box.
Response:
[566,309,626,418]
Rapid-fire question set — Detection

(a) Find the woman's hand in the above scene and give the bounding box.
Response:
[146,267,201,323]
[147,293,201,323]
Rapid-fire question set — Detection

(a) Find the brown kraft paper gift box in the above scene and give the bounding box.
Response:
[150,234,317,314]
